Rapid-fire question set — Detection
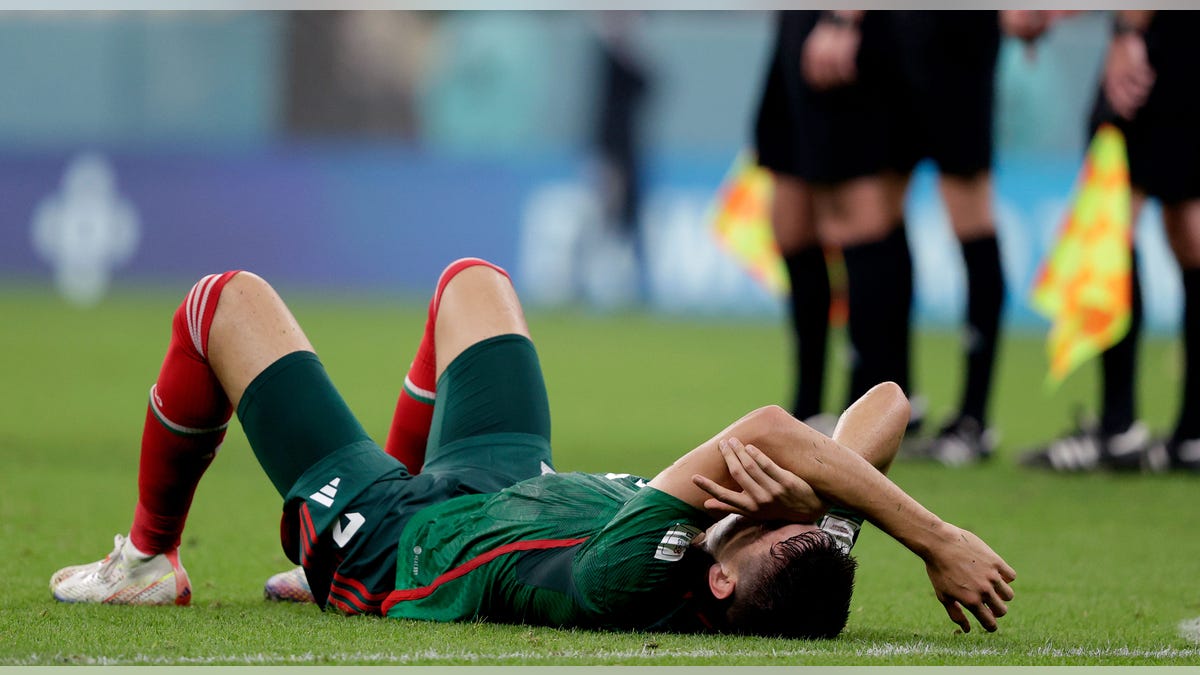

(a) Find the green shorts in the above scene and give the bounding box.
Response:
[236,334,553,613]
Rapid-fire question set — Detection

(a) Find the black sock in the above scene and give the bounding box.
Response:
[783,245,831,420]
[1173,267,1200,441]
[1100,251,1142,436]
[842,224,913,405]
[958,234,1005,426]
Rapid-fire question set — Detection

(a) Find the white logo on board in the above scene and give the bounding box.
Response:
[31,153,140,306]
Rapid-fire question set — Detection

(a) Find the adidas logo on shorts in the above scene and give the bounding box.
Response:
[310,477,340,508]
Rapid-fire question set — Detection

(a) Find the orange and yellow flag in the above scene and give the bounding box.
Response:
[709,151,788,296]
[1031,124,1133,386]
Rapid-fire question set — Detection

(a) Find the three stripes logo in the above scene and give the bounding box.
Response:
[310,477,340,508]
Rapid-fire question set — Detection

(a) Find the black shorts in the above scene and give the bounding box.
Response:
[887,11,1000,177]
[754,11,900,184]
[1089,11,1200,204]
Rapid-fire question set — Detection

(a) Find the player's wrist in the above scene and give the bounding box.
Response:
[820,11,861,30]
[906,517,954,562]
[1111,16,1146,39]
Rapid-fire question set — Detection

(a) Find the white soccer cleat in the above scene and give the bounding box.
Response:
[263,565,314,604]
[50,534,191,606]
[49,560,104,589]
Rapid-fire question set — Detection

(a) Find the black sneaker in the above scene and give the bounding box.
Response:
[905,416,996,467]
[1143,436,1200,474]
[1020,418,1154,472]
[1171,438,1200,472]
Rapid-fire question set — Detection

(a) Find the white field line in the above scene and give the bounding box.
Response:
[10,643,1200,666]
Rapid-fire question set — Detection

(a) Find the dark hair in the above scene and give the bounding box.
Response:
[724,529,858,639]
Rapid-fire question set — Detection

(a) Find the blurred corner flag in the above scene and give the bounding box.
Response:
[1031,123,1133,387]
[709,151,788,296]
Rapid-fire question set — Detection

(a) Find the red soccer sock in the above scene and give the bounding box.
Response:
[130,271,240,554]
[384,258,509,474]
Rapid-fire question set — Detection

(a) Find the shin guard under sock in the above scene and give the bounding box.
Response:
[1100,252,1142,436]
[959,234,1005,425]
[1173,266,1200,442]
[842,225,914,404]
[782,245,831,420]
[131,271,240,554]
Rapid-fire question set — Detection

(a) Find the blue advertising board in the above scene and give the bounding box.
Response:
[0,146,1182,333]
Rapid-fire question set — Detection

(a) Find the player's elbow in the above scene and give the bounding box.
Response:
[868,381,910,418]
[747,404,791,427]
[743,405,797,441]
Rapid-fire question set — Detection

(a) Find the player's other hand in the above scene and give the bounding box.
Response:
[801,16,861,91]
[1104,31,1155,120]
[692,437,827,523]
[922,523,1017,633]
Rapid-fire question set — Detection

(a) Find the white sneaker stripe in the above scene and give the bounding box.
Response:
[185,274,214,351]
[190,274,220,358]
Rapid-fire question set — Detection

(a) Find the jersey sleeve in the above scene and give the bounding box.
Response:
[569,484,711,626]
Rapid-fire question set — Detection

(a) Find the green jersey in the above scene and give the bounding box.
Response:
[382,471,712,630]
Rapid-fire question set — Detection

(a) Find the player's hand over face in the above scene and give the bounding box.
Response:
[922,523,1017,633]
[1104,33,1155,120]
[801,20,860,91]
[691,437,827,523]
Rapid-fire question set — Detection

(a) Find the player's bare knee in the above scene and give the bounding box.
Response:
[441,265,520,313]
[440,258,511,291]
[207,271,303,360]
[434,264,529,375]
[210,271,265,324]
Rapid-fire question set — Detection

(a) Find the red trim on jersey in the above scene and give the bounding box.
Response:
[328,572,391,615]
[326,595,356,614]
[298,503,316,561]
[381,537,587,615]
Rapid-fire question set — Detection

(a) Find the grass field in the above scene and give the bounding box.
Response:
[4,281,1200,665]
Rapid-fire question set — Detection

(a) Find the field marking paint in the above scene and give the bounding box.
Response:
[11,643,1200,666]
[1180,617,1200,644]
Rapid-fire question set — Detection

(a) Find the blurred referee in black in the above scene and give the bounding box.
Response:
[1023,10,1200,473]
[754,10,918,435]
[886,11,1006,466]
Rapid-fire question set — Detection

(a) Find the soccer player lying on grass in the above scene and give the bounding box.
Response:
[50,258,1015,637]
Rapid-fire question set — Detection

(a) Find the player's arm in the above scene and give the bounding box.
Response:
[684,381,902,524]
[648,382,1016,633]
[650,381,904,514]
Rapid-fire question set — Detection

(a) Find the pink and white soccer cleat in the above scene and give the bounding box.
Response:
[50,534,191,606]
[263,565,314,603]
